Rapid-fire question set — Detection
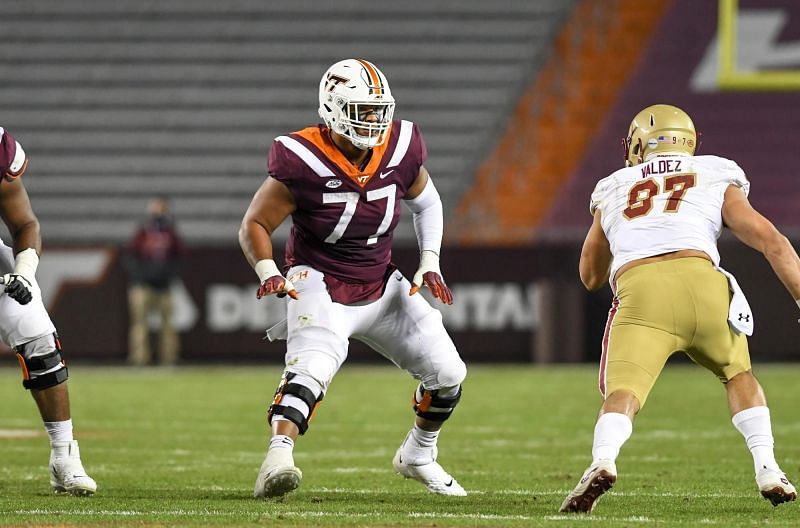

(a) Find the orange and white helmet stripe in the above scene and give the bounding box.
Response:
[356,58,384,96]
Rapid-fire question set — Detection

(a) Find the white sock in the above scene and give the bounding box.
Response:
[44,419,73,443]
[591,412,633,463]
[400,425,439,465]
[269,434,295,452]
[410,424,440,448]
[732,406,780,473]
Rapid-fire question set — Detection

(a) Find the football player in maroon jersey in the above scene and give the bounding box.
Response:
[0,127,96,495]
[240,59,467,498]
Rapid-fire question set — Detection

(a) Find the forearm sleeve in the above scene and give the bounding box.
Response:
[404,178,443,255]
[14,248,39,280]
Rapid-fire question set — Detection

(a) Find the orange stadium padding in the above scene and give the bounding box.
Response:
[451,0,672,245]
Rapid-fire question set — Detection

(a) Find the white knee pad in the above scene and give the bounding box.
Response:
[407,308,467,390]
[15,333,67,390]
[286,326,347,391]
[436,358,467,389]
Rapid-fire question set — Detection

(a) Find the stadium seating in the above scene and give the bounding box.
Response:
[452,0,670,244]
[1,0,575,244]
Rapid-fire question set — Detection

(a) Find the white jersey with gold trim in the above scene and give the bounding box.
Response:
[590,154,750,285]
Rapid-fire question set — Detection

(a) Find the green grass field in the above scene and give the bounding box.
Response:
[1,363,798,527]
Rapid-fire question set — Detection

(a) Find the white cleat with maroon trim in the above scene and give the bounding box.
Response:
[757,467,796,506]
[560,459,617,513]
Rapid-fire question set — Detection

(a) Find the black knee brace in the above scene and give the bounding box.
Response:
[412,384,462,422]
[267,372,324,435]
[15,333,68,390]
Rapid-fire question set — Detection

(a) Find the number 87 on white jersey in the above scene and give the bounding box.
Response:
[591,154,750,283]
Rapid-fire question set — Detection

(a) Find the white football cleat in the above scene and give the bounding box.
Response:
[392,443,466,497]
[560,459,617,513]
[253,448,302,499]
[756,467,797,506]
[50,440,97,496]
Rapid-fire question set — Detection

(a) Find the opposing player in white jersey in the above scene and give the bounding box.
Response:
[560,105,799,513]
[0,127,96,495]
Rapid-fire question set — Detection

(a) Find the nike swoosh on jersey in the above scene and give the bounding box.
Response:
[379,170,394,179]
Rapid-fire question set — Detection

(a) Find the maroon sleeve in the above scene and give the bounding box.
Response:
[413,123,428,167]
[0,128,27,179]
[267,140,295,189]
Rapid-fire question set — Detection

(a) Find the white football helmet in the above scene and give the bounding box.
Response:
[318,59,395,150]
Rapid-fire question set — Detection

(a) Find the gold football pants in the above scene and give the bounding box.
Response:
[599,257,750,407]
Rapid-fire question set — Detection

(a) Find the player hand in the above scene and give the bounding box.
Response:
[256,275,299,300]
[410,250,453,305]
[254,259,299,300]
[1,273,34,305]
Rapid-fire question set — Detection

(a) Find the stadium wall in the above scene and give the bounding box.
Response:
[0,243,796,366]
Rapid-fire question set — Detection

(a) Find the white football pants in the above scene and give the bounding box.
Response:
[278,265,466,393]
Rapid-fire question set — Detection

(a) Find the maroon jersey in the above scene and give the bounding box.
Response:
[0,127,29,180]
[268,119,426,303]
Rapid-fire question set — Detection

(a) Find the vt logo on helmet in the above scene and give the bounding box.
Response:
[318,59,396,150]
[623,104,698,166]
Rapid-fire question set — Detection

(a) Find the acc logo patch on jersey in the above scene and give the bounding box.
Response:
[325,179,343,189]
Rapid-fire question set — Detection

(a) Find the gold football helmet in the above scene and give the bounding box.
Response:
[623,104,697,166]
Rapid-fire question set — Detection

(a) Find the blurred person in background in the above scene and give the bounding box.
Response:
[240,59,467,499]
[123,196,183,366]
[0,127,96,495]
[561,104,799,513]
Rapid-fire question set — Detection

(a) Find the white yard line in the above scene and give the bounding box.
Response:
[304,487,754,498]
[8,509,654,523]
[544,515,653,523]
[12,509,241,517]
[0,429,44,439]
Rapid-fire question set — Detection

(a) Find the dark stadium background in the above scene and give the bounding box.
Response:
[1,0,798,365]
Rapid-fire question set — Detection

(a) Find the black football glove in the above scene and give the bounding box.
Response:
[2,273,33,305]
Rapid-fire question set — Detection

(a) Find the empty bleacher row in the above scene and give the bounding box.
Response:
[1,0,574,244]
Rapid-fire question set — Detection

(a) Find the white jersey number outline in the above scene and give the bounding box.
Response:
[323,184,397,245]
[623,173,696,220]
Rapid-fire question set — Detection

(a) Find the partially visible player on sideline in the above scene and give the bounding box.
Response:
[560,105,798,513]
[240,59,467,498]
[0,127,96,496]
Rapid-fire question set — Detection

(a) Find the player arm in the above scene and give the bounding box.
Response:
[403,166,452,304]
[0,177,42,304]
[722,185,800,303]
[579,209,612,291]
[0,177,41,256]
[238,176,298,298]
